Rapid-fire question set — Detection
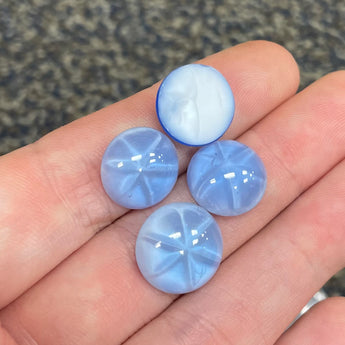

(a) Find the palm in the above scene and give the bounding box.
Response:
[0,41,344,345]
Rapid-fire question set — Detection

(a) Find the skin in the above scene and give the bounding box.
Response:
[0,40,344,345]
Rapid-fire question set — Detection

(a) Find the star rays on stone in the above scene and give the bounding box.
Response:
[142,209,221,288]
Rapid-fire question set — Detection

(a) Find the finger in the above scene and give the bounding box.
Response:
[275,297,345,345]
[0,41,299,308]
[1,72,345,345]
[121,70,345,259]
[124,159,345,345]
[0,322,18,345]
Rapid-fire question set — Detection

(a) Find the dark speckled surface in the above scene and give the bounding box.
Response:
[0,1,344,294]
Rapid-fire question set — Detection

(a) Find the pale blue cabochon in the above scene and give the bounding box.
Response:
[187,140,267,216]
[156,64,235,146]
[101,127,179,209]
[136,202,223,294]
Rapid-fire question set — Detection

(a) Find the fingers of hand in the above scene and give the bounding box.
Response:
[0,41,299,309]
[275,297,345,345]
[125,159,345,345]
[1,70,344,345]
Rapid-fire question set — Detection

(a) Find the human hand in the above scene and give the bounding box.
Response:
[0,41,344,345]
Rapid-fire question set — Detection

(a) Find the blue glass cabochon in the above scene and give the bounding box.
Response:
[187,140,267,216]
[101,127,179,209]
[136,202,223,294]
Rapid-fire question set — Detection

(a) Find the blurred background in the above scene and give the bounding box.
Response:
[0,0,344,295]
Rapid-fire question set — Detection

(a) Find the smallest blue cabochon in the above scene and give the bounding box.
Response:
[101,127,179,209]
[156,64,235,146]
[136,202,223,294]
[187,140,267,216]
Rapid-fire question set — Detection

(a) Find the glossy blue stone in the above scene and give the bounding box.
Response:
[187,140,267,216]
[101,127,178,209]
[156,64,235,146]
[136,202,223,294]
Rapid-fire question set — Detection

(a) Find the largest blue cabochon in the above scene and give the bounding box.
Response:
[101,127,179,209]
[136,203,223,294]
[156,64,235,146]
[187,140,267,216]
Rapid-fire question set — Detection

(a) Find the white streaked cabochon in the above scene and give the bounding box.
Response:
[156,64,235,146]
